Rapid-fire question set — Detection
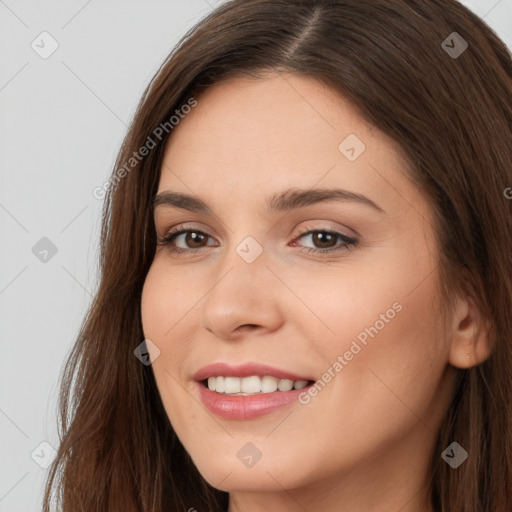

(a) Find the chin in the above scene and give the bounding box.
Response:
[190,451,311,493]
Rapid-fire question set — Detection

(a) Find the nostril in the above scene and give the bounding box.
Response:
[238,324,260,331]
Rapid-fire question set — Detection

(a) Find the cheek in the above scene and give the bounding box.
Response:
[140,263,191,396]
[141,260,200,342]
[140,265,193,434]
[283,252,430,359]
[318,272,449,441]
[291,252,449,425]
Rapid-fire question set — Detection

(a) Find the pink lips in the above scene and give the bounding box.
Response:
[193,362,315,420]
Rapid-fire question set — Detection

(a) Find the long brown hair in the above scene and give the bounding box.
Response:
[43,1,512,510]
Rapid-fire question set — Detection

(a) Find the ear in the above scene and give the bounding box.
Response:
[448,293,493,369]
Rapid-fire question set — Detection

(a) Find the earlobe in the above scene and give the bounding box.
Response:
[447,295,493,370]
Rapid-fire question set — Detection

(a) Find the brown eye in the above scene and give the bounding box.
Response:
[182,231,208,248]
[157,229,215,252]
[292,228,358,254]
[309,231,338,249]
[157,226,357,256]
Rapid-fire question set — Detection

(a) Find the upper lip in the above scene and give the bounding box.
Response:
[193,362,315,382]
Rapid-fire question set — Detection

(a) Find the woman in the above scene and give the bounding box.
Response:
[44,1,512,511]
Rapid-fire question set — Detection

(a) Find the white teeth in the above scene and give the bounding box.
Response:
[261,376,278,393]
[293,380,309,389]
[224,376,241,394]
[277,379,294,391]
[241,376,261,393]
[206,375,311,394]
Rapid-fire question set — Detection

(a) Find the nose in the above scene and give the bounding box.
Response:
[200,246,285,340]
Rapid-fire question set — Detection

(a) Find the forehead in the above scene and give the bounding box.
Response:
[158,73,419,219]
[165,73,380,157]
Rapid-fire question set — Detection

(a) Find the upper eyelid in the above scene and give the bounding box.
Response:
[159,223,357,243]
[160,223,217,239]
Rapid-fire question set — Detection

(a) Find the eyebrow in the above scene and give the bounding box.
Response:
[152,187,385,214]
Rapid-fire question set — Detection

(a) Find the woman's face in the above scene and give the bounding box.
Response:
[141,73,456,507]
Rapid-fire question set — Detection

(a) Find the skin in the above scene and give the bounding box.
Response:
[140,73,491,512]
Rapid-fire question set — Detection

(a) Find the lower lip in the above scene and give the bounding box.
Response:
[196,381,311,420]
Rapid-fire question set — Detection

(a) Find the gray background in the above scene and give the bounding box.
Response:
[1,1,511,510]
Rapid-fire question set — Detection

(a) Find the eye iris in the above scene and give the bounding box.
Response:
[186,231,206,248]
[313,232,336,248]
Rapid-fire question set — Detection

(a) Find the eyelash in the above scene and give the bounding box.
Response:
[156,225,358,256]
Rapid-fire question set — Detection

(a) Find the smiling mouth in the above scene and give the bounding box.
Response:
[202,375,316,396]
